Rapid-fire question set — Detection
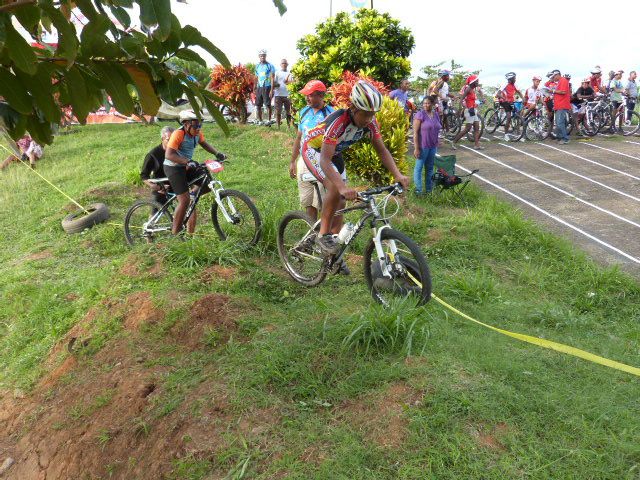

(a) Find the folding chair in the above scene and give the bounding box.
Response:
[431,154,478,205]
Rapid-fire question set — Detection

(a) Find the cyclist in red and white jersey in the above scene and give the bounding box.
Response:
[544,70,559,136]
[496,72,523,140]
[522,76,542,119]
[451,75,483,150]
[301,80,409,254]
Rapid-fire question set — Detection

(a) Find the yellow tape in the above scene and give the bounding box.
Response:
[431,293,640,377]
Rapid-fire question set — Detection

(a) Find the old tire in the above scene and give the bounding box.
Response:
[62,203,110,234]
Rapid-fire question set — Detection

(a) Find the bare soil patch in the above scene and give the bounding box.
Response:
[120,254,163,278]
[201,264,238,283]
[467,422,510,451]
[25,250,53,261]
[336,381,423,449]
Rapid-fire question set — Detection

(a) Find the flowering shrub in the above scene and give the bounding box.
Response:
[207,64,255,123]
[328,70,389,109]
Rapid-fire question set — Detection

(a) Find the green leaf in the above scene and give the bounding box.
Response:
[202,89,228,107]
[109,6,131,29]
[39,3,78,65]
[160,13,181,53]
[5,23,37,74]
[173,48,206,67]
[13,4,41,33]
[79,16,111,57]
[181,83,201,119]
[139,0,171,42]
[25,113,53,145]
[0,68,33,114]
[200,91,229,136]
[14,64,61,123]
[272,0,287,15]
[181,25,229,67]
[120,34,146,58]
[122,63,161,115]
[92,62,135,116]
[0,103,27,140]
[64,65,91,124]
[73,0,98,22]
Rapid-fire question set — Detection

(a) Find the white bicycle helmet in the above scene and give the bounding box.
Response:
[258,49,267,55]
[179,109,198,122]
[591,66,601,74]
[350,80,383,112]
[505,72,516,80]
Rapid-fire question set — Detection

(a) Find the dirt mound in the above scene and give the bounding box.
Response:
[172,294,237,349]
[123,291,164,331]
[337,381,423,449]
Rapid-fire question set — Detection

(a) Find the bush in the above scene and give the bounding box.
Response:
[290,9,414,110]
[343,96,409,186]
[207,65,255,123]
[328,71,389,109]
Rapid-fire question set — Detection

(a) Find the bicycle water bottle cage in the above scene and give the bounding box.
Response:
[205,160,224,173]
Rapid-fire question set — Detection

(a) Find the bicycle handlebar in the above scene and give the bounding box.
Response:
[357,183,403,200]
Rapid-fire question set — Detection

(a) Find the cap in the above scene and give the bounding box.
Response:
[300,80,327,95]
[466,74,479,85]
[532,75,542,81]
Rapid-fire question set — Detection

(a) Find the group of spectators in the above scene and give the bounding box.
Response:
[251,49,295,128]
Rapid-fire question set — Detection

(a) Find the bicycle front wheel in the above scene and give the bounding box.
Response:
[211,189,262,247]
[509,115,524,141]
[364,229,431,307]
[615,111,640,136]
[484,109,499,133]
[277,211,327,287]
[124,200,173,246]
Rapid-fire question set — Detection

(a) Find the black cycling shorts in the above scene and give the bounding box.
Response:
[164,164,210,196]
[499,101,513,113]
[612,101,622,110]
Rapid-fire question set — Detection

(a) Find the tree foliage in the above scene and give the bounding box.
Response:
[328,70,388,109]
[0,0,285,145]
[290,9,414,109]
[412,60,480,99]
[168,57,211,87]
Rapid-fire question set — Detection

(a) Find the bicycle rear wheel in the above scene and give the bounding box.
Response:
[443,111,461,139]
[211,189,262,248]
[124,200,173,246]
[277,211,327,287]
[484,109,499,133]
[364,228,431,307]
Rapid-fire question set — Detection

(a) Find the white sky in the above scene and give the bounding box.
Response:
[173,0,640,90]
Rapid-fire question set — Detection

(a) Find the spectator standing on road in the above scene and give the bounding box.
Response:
[544,71,558,137]
[625,71,638,122]
[254,49,275,125]
[551,69,571,144]
[273,59,293,128]
[289,80,334,221]
[589,66,602,93]
[141,126,174,210]
[389,79,411,112]
[429,70,455,131]
[412,96,441,196]
[609,70,625,132]
[451,75,483,150]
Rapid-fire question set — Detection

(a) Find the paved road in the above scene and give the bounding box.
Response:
[441,137,640,276]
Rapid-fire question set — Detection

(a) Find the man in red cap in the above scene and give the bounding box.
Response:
[289,80,335,221]
[451,74,483,149]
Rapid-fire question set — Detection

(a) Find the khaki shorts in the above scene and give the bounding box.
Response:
[297,157,325,210]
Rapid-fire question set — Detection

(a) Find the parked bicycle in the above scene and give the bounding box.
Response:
[277,183,432,306]
[443,103,485,142]
[124,159,262,247]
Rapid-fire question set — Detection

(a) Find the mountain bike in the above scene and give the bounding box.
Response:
[277,183,432,306]
[124,159,262,247]
[523,104,551,141]
[612,96,640,136]
[484,102,523,140]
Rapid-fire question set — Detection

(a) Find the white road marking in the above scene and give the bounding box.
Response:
[455,159,640,265]
[536,142,640,181]
[458,145,640,229]
[583,143,640,161]
[493,142,640,203]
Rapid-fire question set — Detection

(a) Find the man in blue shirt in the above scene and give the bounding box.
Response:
[289,80,334,221]
[389,79,410,112]
[254,49,275,124]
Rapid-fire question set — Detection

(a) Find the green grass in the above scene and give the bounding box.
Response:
[1,123,640,479]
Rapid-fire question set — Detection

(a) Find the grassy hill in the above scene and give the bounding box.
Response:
[0,123,639,479]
